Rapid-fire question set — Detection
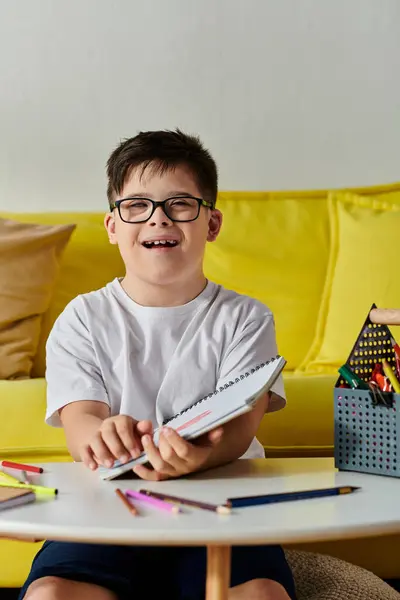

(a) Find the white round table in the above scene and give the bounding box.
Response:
[2,457,400,599]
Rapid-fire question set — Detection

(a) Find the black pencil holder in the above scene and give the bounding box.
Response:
[334,304,400,477]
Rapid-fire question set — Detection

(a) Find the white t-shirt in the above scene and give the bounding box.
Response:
[45,278,286,459]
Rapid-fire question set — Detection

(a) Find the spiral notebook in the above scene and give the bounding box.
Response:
[0,486,36,511]
[98,355,286,481]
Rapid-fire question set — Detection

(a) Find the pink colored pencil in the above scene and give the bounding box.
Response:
[125,490,180,514]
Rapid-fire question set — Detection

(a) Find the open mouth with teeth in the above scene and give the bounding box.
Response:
[142,239,179,249]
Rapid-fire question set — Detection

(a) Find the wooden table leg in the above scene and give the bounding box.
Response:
[206,545,231,600]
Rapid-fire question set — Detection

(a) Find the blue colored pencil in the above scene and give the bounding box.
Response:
[227,485,360,508]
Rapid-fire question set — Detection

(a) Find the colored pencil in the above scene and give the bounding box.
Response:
[126,490,180,514]
[382,359,400,393]
[390,335,400,379]
[115,488,139,516]
[21,471,30,484]
[1,461,43,474]
[227,485,360,508]
[139,488,231,515]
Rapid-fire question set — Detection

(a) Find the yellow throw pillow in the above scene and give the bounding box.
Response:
[32,218,124,377]
[0,212,125,378]
[0,218,75,379]
[302,191,400,373]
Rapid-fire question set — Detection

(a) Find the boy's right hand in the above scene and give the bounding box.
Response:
[80,415,153,470]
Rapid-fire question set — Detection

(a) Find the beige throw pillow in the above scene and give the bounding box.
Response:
[0,218,75,379]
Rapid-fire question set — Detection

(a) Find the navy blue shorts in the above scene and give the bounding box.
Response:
[19,540,297,599]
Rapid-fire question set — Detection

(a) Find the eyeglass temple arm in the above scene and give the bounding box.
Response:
[370,308,400,326]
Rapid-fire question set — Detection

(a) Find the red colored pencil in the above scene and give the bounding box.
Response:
[390,335,400,380]
[1,461,43,474]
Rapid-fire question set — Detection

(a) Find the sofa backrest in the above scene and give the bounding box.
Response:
[3,181,398,377]
[204,191,331,369]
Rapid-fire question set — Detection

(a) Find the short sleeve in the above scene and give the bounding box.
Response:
[45,297,109,427]
[218,313,286,413]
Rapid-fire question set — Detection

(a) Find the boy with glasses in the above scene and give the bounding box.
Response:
[20,130,296,600]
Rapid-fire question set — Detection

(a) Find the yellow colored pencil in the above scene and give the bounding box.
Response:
[382,359,400,393]
[0,480,57,496]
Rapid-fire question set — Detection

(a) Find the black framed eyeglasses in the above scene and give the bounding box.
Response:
[111,195,214,224]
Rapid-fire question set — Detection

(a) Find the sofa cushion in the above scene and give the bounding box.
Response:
[0,373,336,461]
[0,212,125,377]
[0,378,69,459]
[0,218,75,380]
[204,192,331,370]
[0,539,44,587]
[302,191,400,373]
[259,372,337,456]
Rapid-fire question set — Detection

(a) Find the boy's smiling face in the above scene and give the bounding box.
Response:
[105,163,222,301]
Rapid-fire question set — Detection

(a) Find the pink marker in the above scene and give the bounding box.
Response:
[125,490,180,514]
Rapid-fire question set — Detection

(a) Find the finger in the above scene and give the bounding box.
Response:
[160,428,192,461]
[161,427,223,472]
[142,434,176,476]
[89,431,117,467]
[158,430,188,469]
[207,427,224,446]
[100,421,132,463]
[195,427,224,448]
[80,444,97,470]
[115,418,143,459]
[136,419,153,437]
[133,464,168,481]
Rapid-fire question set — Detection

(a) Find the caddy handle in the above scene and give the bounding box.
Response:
[369,308,400,326]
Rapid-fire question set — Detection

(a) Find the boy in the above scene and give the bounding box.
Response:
[20,130,296,600]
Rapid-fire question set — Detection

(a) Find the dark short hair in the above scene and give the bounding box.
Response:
[106,129,218,210]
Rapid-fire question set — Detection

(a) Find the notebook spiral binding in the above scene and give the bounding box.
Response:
[162,355,279,425]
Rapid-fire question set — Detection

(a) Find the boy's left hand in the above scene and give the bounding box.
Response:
[133,426,223,481]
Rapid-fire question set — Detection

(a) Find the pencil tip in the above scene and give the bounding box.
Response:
[340,486,360,494]
[217,505,231,515]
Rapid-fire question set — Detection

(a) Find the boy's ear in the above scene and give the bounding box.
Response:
[104,212,118,245]
[207,209,222,242]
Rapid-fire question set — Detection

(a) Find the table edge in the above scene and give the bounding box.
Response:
[2,520,400,547]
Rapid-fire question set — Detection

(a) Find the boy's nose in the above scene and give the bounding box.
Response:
[149,205,173,226]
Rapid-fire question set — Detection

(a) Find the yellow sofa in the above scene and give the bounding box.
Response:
[1,181,400,587]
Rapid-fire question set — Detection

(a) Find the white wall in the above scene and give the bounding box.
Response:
[0,0,399,212]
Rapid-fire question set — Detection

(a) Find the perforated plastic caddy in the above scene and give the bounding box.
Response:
[334,305,400,477]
